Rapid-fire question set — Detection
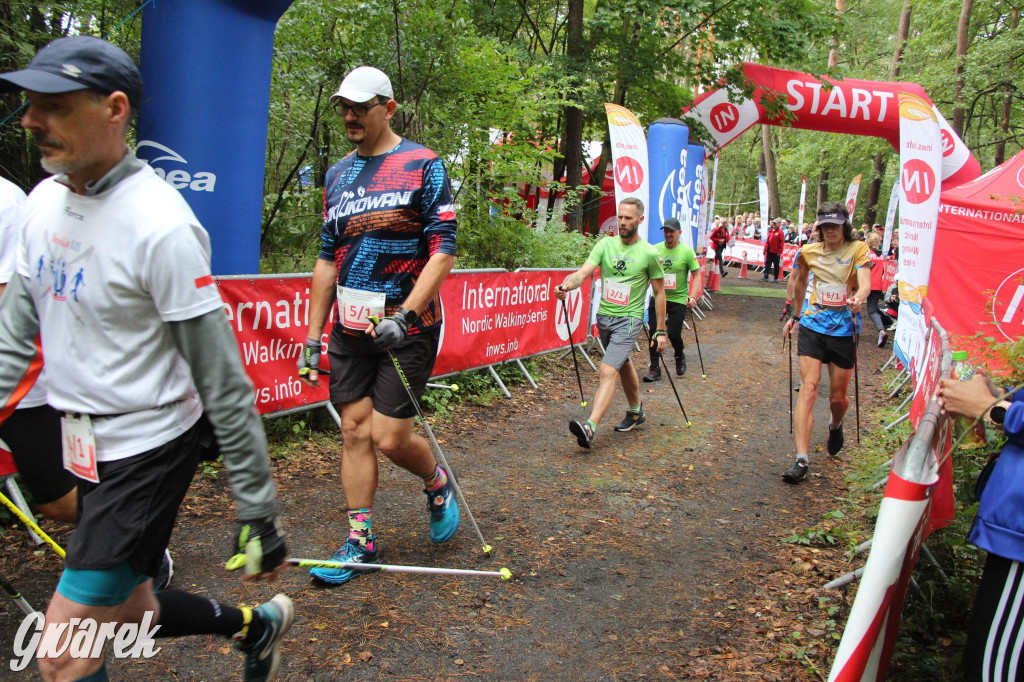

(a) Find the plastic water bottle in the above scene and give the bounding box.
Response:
[951,351,986,448]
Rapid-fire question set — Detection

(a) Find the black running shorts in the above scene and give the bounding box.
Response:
[0,405,76,505]
[327,326,440,419]
[65,417,206,575]
[797,326,856,370]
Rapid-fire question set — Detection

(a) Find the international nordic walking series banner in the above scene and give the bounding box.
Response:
[892,92,944,374]
[605,104,651,240]
[216,270,590,415]
[797,175,807,228]
[882,179,900,257]
[845,174,862,219]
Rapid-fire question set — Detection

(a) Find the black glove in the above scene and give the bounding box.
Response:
[297,338,322,376]
[226,516,287,575]
[372,312,408,350]
[780,300,793,322]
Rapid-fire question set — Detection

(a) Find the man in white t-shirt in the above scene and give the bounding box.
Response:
[0,37,291,681]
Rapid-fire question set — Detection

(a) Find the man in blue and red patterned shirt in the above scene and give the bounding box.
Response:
[299,66,459,585]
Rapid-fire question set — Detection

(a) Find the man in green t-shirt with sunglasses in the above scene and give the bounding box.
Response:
[554,198,667,449]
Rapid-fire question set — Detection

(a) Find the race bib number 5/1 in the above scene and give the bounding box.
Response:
[603,280,630,306]
[338,286,386,331]
[61,413,99,483]
[817,282,848,307]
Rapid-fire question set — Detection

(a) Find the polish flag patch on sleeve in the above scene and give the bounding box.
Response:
[194,275,215,289]
[438,203,456,221]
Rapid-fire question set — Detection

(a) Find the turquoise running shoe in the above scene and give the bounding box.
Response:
[426,475,460,543]
[309,538,379,585]
[237,593,294,682]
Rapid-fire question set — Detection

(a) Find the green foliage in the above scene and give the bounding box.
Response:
[421,360,540,417]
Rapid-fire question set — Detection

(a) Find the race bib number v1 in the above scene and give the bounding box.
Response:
[61,413,99,483]
[603,280,630,306]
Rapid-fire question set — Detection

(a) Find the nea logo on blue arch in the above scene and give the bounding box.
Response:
[136,140,217,192]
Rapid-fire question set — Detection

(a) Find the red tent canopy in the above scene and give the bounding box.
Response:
[928,148,1024,368]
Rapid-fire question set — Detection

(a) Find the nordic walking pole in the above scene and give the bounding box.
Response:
[643,324,690,426]
[853,331,861,445]
[0,570,35,615]
[0,491,65,559]
[788,335,794,434]
[560,296,588,407]
[689,308,707,379]
[288,558,511,580]
[369,319,492,554]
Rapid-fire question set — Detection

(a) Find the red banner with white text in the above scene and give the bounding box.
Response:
[723,239,800,272]
[216,270,588,415]
[217,277,333,415]
[433,270,588,375]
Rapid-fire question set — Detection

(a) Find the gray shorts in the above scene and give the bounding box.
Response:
[597,314,643,370]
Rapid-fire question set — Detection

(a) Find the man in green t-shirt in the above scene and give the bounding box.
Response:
[643,217,701,381]
[554,198,668,449]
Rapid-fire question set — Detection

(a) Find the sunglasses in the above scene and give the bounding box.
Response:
[334,100,386,117]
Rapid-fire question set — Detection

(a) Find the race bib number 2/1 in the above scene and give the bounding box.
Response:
[61,413,99,483]
[603,280,630,306]
[817,282,848,307]
[338,286,386,331]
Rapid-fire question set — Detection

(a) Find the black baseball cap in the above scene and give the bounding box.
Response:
[816,205,849,226]
[0,36,142,108]
[661,217,682,231]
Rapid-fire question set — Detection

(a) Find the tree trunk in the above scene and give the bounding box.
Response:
[828,0,845,69]
[562,0,584,232]
[760,125,781,218]
[865,152,886,225]
[952,0,974,139]
[994,5,1019,166]
[891,0,912,78]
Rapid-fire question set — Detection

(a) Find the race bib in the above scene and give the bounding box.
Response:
[664,274,677,290]
[603,280,630,306]
[817,282,848,307]
[338,286,386,331]
[61,413,99,483]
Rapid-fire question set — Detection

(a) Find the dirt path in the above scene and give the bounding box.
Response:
[0,277,894,680]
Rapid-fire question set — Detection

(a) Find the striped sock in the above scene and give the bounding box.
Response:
[424,466,448,492]
[347,508,373,546]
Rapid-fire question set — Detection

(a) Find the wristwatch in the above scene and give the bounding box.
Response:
[987,400,1011,428]
[398,307,418,325]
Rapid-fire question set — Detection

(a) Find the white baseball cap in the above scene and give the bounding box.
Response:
[330,66,393,104]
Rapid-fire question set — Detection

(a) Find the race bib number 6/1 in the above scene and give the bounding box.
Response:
[817,282,848,307]
[603,280,630,306]
[338,286,386,331]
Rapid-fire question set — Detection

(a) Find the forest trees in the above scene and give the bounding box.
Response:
[0,0,1020,268]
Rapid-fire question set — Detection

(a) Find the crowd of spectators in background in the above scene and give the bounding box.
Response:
[710,212,899,261]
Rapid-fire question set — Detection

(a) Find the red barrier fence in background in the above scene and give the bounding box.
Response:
[217,269,589,416]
